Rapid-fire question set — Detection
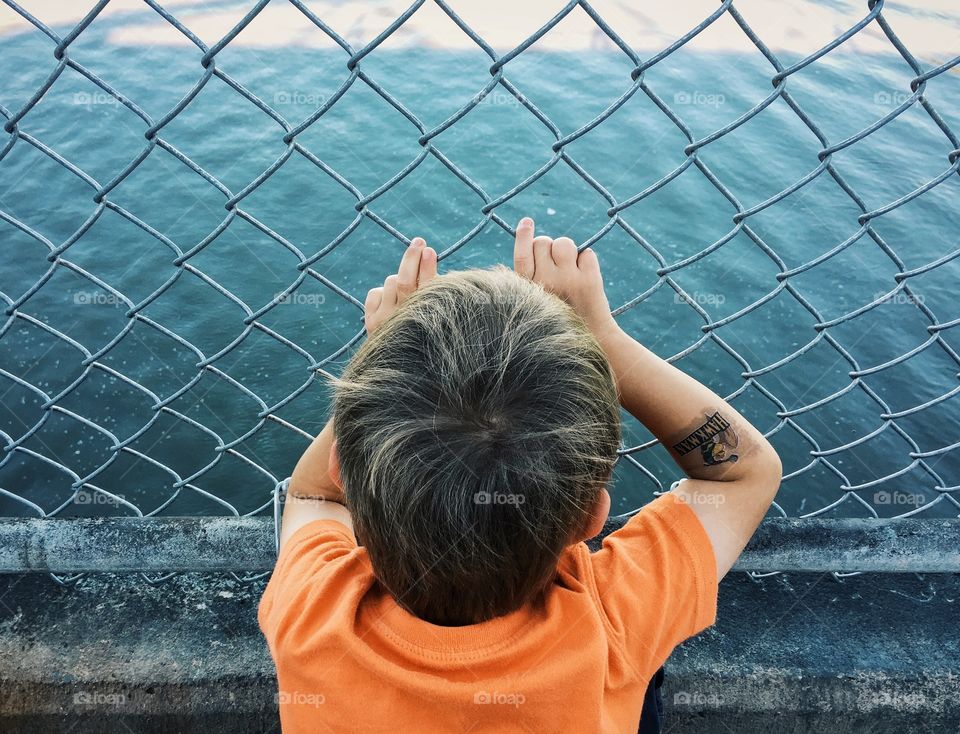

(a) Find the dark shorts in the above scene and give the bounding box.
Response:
[639,666,665,734]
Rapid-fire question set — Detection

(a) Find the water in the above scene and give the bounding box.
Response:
[0,2,958,520]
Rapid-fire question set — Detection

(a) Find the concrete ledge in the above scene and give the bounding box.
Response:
[0,571,957,733]
[0,516,274,573]
[1,515,959,573]
[0,573,276,734]
[1,513,957,732]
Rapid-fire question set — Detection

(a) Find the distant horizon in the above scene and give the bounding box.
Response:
[1,0,958,61]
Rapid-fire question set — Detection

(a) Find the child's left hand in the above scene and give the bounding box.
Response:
[364,237,437,334]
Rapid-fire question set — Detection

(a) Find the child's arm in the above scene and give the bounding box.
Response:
[279,420,352,548]
[513,218,781,579]
[277,238,437,550]
[592,328,782,580]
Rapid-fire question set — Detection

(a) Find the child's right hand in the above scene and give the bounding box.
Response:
[365,237,437,334]
[512,217,620,342]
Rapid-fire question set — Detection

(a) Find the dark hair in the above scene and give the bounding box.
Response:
[332,267,620,625]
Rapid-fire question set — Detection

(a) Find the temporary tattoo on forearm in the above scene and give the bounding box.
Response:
[673,411,740,466]
[673,412,729,455]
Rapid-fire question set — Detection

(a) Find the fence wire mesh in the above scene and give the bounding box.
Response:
[0,0,958,582]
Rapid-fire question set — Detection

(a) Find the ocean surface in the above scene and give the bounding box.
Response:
[0,2,958,519]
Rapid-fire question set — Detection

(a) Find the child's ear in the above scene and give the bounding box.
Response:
[576,487,611,543]
[328,439,343,489]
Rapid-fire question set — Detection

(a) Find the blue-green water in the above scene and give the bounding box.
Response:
[0,7,958,520]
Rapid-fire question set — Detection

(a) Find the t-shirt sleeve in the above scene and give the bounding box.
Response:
[587,490,718,676]
[257,519,357,645]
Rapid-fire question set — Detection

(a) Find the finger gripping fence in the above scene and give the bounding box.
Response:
[0,1,958,584]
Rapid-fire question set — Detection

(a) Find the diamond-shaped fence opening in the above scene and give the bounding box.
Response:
[0,1,958,582]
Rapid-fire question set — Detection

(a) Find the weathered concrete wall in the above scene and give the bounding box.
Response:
[1,572,957,733]
[3,515,959,573]
[1,515,958,732]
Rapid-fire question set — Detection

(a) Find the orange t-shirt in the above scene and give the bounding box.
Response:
[258,491,718,733]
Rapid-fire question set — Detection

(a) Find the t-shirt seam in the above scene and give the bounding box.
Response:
[261,521,358,632]
[273,520,356,578]
[670,516,703,619]
[586,495,714,663]
[371,552,584,660]
[375,611,543,661]
[646,494,716,632]
[285,519,355,553]
[578,541,632,662]
[661,497,715,628]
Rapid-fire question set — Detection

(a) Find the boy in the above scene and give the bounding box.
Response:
[258,218,782,733]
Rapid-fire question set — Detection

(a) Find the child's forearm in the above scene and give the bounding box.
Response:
[597,326,779,484]
[283,240,436,507]
[288,419,344,500]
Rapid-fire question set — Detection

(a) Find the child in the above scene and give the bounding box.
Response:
[258,218,782,733]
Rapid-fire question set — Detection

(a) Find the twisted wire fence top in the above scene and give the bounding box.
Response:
[0,0,958,554]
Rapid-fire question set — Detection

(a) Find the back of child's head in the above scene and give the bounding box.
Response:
[332,266,620,625]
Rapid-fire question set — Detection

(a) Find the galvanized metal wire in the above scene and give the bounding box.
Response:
[0,1,958,583]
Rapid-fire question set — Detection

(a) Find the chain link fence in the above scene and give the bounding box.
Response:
[0,1,958,582]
